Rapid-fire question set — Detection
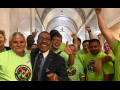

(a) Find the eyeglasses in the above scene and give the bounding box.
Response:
[52,39,62,43]
[38,37,51,42]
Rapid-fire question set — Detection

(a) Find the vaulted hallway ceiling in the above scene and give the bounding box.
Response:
[36,8,93,43]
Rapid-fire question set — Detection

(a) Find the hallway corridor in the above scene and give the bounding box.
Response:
[0,8,120,48]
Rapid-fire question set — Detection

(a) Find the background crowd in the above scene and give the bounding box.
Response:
[0,8,119,81]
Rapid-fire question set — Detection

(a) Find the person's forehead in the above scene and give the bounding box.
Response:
[12,36,25,40]
[53,36,62,39]
[104,43,108,45]
[69,46,75,49]
[89,42,99,45]
[83,42,89,45]
[0,33,3,36]
[40,33,50,37]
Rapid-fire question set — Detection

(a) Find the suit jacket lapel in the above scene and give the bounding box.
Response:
[40,49,53,81]
[31,48,39,69]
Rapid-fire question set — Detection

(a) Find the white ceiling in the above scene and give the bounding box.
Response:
[36,8,93,43]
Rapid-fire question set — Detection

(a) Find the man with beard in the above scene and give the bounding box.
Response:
[81,39,115,81]
[0,30,11,53]
[0,32,32,81]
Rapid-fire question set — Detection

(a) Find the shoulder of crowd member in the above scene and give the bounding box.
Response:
[51,50,67,67]
[59,42,66,51]
[107,53,115,61]
[53,50,65,60]
[60,51,68,56]
[30,48,39,56]
[111,38,119,54]
[75,53,85,58]
[75,58,83,65]
[0,50,9,61]
[31,48,39,52]
[99,51,107,55]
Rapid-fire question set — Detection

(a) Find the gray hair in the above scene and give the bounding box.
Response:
[68,44,77,52]
[0,30,6,39]
[9,32,26,43]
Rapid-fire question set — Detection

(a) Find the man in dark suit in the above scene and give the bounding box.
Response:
[31,31,69,81]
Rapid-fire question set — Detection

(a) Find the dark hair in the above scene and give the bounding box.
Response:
[0,30,6,39]
[38,31,51,40]
[82,40,90,44]
[89,39,100,45]
[50,30,59,36]
[104,42,108,45]
[51,32,62,40]
[27,35,34,40]
[73,37,81,43]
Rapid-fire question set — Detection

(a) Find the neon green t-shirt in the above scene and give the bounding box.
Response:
[76,49,86,55]
[75,54,86,68]
[84,51,114,81]
[107,53,115,81]
[59,42,66,51]
[0,49,32,81]
[55,49,69,67]
[25,48,31,54]
[3,48,6,52]
[67,58,85,81]
[111,39,120,81]
[0,48,6,53]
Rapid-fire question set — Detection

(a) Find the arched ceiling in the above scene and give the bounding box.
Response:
[36,8,93,43]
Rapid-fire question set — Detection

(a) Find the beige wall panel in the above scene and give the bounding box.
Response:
[31,8,36,32]
[109,22,120,41]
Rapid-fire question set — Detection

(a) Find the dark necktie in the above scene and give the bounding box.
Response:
[32,53,43,81]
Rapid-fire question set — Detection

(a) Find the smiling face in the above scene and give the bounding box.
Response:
[51,36,62,51]
[9,36,26,54]
[104,42,111,53]
[89,42,101,55]
[83,41,89,53]
[69,45,76,56]
[27,35,34,46]
[77,40,81,48]
[0,33,6,47]
[37,32,51,53]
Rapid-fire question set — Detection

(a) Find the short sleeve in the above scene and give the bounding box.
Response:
[108,53,115,61]
[103,61,114,75]
[79,64,85,78]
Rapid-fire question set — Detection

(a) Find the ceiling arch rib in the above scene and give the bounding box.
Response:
[41,8,86,30]
[71,8,86,23]
[46,16,78,33]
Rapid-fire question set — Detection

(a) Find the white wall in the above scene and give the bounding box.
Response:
[0,8,44,47]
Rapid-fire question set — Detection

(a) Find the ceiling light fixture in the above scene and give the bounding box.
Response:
[60,10,65,36]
